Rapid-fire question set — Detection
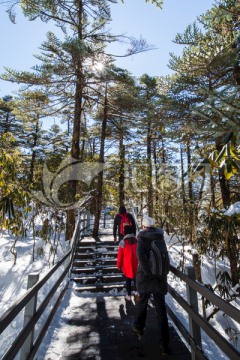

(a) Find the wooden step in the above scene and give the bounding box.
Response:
[71,266,97,274]
[77,242,96,247]
[72,261,96,268]
[74,253,96,260]
[72,274,124,284]
[71,234,125,294]
[75,246,96,252]
[73,282,125,293]
[71,265,121,275]
[74,251,117,258]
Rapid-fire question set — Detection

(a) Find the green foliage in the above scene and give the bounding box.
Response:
[190,138,240,181]
[215,270,232,299]
[37,246,44,257]
[224,324,239,348]
[0,133,31,235]
[167,0,240,137]
[197,208,240,285]
[1,0,239,263]
[0,197,15,220]
[145,0,163,9]
[197,211,236,254]
[203,284,215,308]
[0,96,23,139]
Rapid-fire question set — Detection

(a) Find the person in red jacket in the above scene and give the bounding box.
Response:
[117,225,138,300]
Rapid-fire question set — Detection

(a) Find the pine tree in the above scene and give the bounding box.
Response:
[2,0,154,239]
[0,96,23,142]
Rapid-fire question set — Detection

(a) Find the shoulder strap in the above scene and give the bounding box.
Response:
[137,238,150,253]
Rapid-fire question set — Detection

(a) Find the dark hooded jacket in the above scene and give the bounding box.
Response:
[136,227,168,294]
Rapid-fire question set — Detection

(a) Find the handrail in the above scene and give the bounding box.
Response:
[170,265,240,323]
[0,211,92,360]
[167,264,240,360]
[2,265,70,360]
[1,213,239,360]
[0,250,71,335]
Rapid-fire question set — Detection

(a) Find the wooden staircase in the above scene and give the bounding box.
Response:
[71,235,126,293]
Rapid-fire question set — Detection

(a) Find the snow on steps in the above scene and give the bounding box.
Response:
[71,237,126,293]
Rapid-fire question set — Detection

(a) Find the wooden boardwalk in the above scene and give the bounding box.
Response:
[41,289,191,360]
[40,230,191,359]
[41,288,191,360]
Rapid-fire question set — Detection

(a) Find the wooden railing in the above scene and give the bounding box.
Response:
[0,211,92,360]
[167,265,240,360]
[1,211,239,360]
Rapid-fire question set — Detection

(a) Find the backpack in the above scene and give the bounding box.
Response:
[139,239,170,277]
[119,213,132,235]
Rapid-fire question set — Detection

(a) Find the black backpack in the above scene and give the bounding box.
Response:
[139,239,170,277]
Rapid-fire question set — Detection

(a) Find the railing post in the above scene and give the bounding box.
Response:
[20,273,39,360]
[88,212,93,232]
[82,211,87,234]
[103,211,106,228]
[185,266,202,360]
[87,210,91,230]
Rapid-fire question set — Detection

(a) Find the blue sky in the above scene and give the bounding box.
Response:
[109,0,215,77]
[0,0,215,96]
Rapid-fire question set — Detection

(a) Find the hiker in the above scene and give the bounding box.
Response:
[116,225,138,301]
[133,216,171,356]
[113,206,136,243]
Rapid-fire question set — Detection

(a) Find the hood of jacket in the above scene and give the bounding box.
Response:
[137,227,164,242]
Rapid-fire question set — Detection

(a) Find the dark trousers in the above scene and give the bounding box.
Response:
[134,292,169,347]
[125,277,136,295]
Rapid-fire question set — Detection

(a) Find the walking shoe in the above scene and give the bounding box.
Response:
[132,324,143,337]
[125,295,131,301]
[160,345,172,356]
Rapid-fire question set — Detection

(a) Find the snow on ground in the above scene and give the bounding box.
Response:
[0,219,70,359]
[0,214,240,360]
[166,233,240,359]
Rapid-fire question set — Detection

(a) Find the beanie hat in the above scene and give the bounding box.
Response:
[119,206,126,214]
[124,225,134,235]
[142,216,155,227]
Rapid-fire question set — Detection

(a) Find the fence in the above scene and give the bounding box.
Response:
[0,211,92,360]
[167,264,240,360]
[1,211,239,360]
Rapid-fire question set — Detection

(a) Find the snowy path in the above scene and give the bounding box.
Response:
[37,286,190,360]
[36,231,191,360]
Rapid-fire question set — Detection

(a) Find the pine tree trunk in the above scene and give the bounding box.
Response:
[147,120,153,217]
[65,1,84,240]
[29,113,39,182]
[218,167,231,209]
[5,112,10,133]
[216,140,231,208]
[65,79,83,240]
[65,208,76,241]
[153,140,158,220]
[228,236,239,286]
[92,84,107,237]
[210,173,216,208]
[187,139,193,204]
[186,139,194,242]
[119,135,125,206]
[180,145,186,206]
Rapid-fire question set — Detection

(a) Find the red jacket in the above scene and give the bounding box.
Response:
[117,236,138,279]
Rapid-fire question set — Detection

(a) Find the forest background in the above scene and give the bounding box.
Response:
[0,0,240,356]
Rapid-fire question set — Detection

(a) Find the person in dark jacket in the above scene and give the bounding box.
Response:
[133,216,171,356]
[117,225,138,300]
[113,206,136,243]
